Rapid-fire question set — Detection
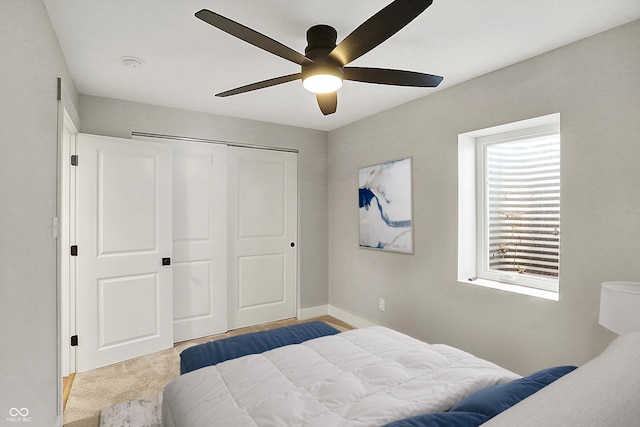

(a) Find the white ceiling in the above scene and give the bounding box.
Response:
[44,0,640,131]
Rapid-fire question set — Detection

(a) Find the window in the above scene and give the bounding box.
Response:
[458,114,560,300]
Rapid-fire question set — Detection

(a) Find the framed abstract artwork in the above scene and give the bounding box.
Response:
[358,157,413,254]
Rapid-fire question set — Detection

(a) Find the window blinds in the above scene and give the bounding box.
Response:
[486,133,560,279]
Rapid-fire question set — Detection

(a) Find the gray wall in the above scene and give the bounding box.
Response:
[78,95,329,311]
[0,0,78,425]
[327,19,640,375]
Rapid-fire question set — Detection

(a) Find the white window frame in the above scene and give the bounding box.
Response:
[458,113,560,301]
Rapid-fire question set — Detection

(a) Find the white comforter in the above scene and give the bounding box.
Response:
[162,327,519,427]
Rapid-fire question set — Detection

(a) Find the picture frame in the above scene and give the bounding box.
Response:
[358,157,413,254]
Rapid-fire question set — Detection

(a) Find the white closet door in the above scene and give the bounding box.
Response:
[227,147,298,329]
[76,134,173,372]
[172,142,227,342]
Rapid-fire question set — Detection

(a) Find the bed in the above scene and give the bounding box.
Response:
[162,323,640,426]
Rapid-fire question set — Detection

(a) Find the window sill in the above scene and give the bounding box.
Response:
[459,277,559,301]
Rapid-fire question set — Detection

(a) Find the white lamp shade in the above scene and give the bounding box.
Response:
[599,281,640,335]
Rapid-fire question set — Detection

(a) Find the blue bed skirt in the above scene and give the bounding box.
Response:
[180,321,341,374]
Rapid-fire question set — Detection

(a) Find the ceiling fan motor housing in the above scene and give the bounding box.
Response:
[303,24,344,82]
[305,25,338,60]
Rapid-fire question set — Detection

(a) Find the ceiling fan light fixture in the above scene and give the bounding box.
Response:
[302,65,343,94]
[303,74,342,94]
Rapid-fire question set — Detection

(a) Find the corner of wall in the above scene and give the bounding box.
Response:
[328,306,378,328]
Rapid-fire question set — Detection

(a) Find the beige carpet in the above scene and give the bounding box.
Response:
[63,344,181,426]
[63,316,353,426]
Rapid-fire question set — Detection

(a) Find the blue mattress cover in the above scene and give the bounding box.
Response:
[179,320,341,374]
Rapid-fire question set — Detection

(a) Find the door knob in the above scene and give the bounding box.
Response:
[290,242,295,248]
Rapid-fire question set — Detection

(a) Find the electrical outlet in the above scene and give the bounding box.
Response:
[379,298,386,312]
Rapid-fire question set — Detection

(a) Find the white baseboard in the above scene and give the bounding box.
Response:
[297,304,329,320]
[327,305,377,328]
[298,304,377,329]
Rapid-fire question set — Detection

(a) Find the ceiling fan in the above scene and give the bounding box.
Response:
[195,0,443,116]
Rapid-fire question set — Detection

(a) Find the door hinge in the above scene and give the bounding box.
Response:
[70,335,78,347]
[70,245,78,256]
[71,154,78,166]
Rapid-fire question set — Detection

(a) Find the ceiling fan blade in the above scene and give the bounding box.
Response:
[216,73,301,97]
[195,9,312,66]
[329,0,433,66]
[316,92,337,115]
[343,67,443,87]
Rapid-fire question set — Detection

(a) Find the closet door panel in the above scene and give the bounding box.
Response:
[228,148,297,329]
[172,143,227,341]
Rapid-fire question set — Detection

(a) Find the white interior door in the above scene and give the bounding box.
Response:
[228,147,298,329]
[172,142,227,342]
[76,134,173,372]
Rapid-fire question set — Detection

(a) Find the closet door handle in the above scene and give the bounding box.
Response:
[290,242,295,248]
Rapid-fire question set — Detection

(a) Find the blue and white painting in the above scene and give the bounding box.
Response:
[359,157,413,254]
